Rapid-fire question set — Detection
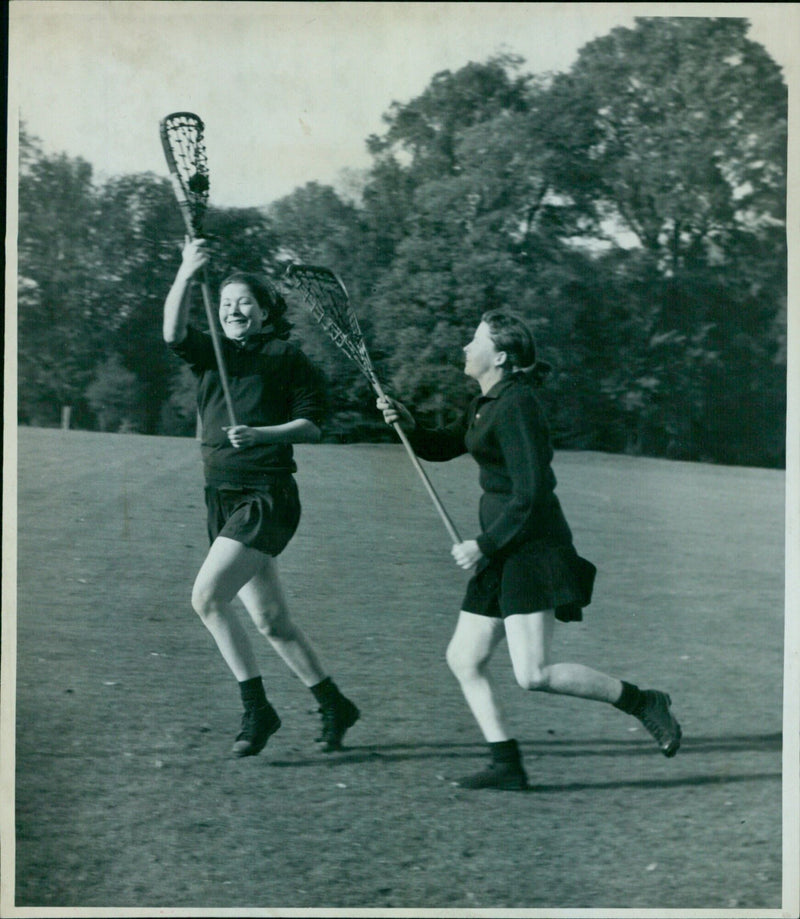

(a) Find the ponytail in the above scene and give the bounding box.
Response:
[482,309,550,386]
[522,360,552,388]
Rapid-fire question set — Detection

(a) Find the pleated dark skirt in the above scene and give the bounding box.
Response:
[462,540,596,621]
[463,491,596,622]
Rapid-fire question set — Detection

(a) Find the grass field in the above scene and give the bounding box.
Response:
[8,427,787,912]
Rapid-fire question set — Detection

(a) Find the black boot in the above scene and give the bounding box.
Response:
[311,678,360,752]
[634,690,682,757]
[232,702,281,757]
[455,739,528,790]
[233,677,281,757]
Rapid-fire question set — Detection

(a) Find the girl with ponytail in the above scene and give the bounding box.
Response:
[378,310,681,790]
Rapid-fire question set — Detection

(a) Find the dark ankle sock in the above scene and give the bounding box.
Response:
[310,676,340,706]
[489,738,522,765]
[239,676,267,708]
[613,680,644,715]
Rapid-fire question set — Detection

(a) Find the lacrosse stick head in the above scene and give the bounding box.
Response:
[282,264,349,322]
[282,263,359,346]
[281,263,379,390]
[160,112,209,238]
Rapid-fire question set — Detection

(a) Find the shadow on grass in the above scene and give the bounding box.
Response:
[266,731,781,769]
[519,772,781,793]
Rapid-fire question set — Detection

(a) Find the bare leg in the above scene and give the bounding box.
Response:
[504,611,622,702]
[237,556,326,687]
[239,559,359,751]
[446,611,510,742]
[191,536,272,681]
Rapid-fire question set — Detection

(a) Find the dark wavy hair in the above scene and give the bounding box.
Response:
[481,309,551,386]
[219,271,292,340]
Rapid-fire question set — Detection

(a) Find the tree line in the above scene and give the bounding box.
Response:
[16,17,787,466]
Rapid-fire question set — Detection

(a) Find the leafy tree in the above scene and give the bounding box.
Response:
[359,56,533,271]
[542,17,787,460]
[90,173,186,433]
[266,182,361,267]
[203,206,282,283]
[159,363,198,438]
[16,136,290,435]
[17,128,106,426]
[86,354,146,432]
[367,56,532,180]
[360,58,544,421]
[267,182,388,440]
[16,21,786,466]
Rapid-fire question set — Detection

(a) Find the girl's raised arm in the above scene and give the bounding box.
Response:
[163,238,208,344]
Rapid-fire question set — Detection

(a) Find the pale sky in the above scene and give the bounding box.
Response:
[7,1,798,207]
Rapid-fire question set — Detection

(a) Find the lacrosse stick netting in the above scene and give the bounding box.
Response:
[159,113,210,239]
[160,113,237,425]
[282,264,461,544]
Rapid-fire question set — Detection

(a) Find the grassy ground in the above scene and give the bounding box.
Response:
[10,427,786,912]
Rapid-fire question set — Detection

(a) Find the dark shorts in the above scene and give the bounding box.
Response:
[204,478,301,557]
[462,541,596,622]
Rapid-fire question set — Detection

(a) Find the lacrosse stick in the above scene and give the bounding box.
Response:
[282,264,461,545]
[160,112,237,426]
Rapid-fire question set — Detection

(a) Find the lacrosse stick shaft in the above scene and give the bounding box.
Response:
[391,420,462,545]
[371,379,461,544]
[282,263,461,544]
[160,113,237,428]
[199,268,238,427]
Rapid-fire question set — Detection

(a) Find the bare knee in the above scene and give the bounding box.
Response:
[191,581,224,621]
[252,600,292,641]
[446,637,488,683]
[513,663,550,692]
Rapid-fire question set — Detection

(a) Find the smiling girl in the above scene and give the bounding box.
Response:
[163,238,358,758]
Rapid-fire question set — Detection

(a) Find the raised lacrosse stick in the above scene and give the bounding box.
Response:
[160,112,237,426]
[282,264,461,545]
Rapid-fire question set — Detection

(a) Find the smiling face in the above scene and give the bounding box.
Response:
[463,320,506,386]
[218,282,266,341]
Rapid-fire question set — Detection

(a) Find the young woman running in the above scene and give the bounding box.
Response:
[163,238,359,757]
[378,310,681,790]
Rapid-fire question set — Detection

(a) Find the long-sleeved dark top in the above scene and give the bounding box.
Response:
[169,325,326,485]
[408,375,572,559]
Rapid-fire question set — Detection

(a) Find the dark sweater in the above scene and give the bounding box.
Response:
[408,375,572,557]
[169,325,326,485]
